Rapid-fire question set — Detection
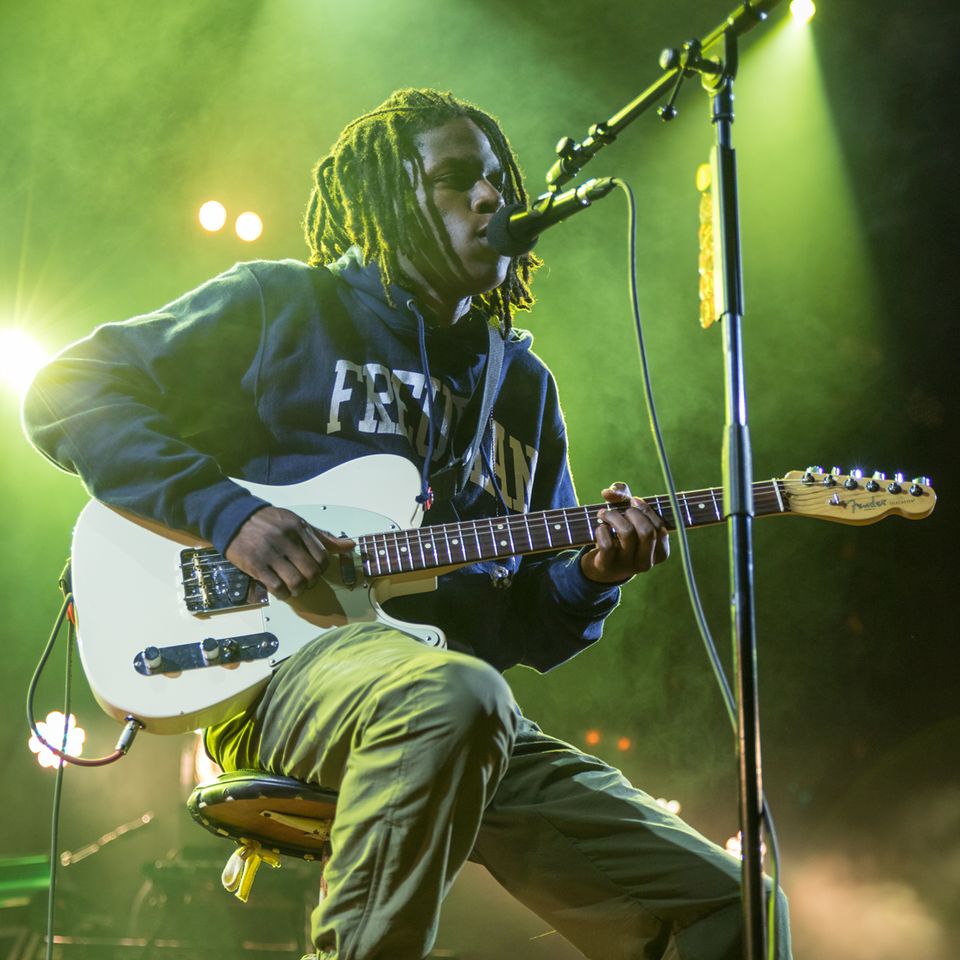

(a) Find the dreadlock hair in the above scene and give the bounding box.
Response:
[303,88,541,336]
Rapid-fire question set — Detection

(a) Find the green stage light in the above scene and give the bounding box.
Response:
[790,0,816,22]
[0,329,49,396]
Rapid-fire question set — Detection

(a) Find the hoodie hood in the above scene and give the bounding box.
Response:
[326,245,533,348]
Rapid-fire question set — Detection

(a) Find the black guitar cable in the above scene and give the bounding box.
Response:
[27,563,145,960]
[27,563,144,767]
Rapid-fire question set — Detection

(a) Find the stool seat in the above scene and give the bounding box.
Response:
[188,769,339,861]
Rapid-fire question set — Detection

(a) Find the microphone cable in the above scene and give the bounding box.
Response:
[611,177,781,960]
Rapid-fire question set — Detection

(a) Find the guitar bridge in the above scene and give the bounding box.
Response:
[180,548,269,615]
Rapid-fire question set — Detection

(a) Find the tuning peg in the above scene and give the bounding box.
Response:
[910,476,931,497]
[872,471,887,481]
[912,476,931,486]
[849,468,863,478]
[886,472,906,495]
[807,465,824,474]
[830,466,842,476]
[865,472,882,492]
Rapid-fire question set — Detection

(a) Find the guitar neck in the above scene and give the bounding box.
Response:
[359,480,788,578]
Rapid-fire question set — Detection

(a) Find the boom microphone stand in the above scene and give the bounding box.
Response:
[533,3,784,957]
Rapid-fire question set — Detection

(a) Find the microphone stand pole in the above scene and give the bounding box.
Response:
[537,4,784,957]
[708,30,767,960]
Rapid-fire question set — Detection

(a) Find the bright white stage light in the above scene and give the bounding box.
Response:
[0,329,50,395]
[199,200,227,232]
[28,712,85,768]
[235,212,263,242]
[790,0,816,22]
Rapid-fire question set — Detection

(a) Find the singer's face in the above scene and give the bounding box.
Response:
[399,118,509,320]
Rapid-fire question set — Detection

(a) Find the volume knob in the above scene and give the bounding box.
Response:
[200,637,220,663]
[143,646,163,672]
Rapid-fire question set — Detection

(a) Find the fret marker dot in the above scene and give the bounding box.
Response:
[452,539,459,545]
[554,524,561,530]
[379,549,386,556]
[500,540,507,546]
[400,546,407,553]
[698,504,705,509]
[425,544,432,550]
[497,524,505,530]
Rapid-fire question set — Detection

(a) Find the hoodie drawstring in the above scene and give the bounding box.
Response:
[407,300,436,510]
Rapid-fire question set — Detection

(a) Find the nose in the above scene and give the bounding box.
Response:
[473,177,504,214]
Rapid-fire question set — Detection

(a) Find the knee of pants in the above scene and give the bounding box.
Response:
[392,654,519,753]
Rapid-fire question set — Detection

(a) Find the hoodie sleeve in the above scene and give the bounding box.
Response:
[22,264,273,554]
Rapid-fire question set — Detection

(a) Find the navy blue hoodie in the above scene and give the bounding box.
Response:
[24,250,619,672]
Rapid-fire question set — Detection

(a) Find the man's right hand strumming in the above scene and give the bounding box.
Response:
[225,506,355,601]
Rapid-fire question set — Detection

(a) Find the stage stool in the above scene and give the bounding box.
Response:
[188,769,338,903]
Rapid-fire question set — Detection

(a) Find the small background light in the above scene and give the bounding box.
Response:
[617,737,631,751]
[656,798,682,815]
[235,211,263,242]
[0,329,50,395]
[28,712,85,768]
[790,0,816,22]
[585,730,601,745]
[198,200,227,232]
[725,831,768,860]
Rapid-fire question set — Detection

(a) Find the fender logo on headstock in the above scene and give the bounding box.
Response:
[848,496,887,515]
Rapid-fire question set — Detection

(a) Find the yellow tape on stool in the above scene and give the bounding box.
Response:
[221,838,281,902]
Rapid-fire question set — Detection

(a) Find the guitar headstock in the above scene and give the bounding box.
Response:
[782,468,937,525]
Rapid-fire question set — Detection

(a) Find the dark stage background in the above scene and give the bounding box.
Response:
[1,1,957,958]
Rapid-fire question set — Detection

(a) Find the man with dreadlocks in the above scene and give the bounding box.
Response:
[24,89,790,960]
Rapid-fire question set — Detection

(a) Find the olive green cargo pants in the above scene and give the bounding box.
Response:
[207,623,791,960]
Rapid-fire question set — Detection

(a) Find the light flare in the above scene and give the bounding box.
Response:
[28,712,85,768]
[235,212,263,242]
[199,200,227,232]
[0,329,50,395]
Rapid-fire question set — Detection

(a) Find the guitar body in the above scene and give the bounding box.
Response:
[71,455,442,735]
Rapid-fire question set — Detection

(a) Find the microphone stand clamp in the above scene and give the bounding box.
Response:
[657,39,723,120]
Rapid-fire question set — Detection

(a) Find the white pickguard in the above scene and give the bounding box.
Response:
[71,455,443,735]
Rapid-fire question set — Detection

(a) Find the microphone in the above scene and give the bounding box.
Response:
[486,177,617,257]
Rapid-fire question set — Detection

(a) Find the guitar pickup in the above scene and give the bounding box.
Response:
[134,632,279,676]
[181,548,269,615]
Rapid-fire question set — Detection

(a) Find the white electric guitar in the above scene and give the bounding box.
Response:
[70,455,936,735]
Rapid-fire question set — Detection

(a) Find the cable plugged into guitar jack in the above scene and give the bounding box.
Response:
[116,716,145,755]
